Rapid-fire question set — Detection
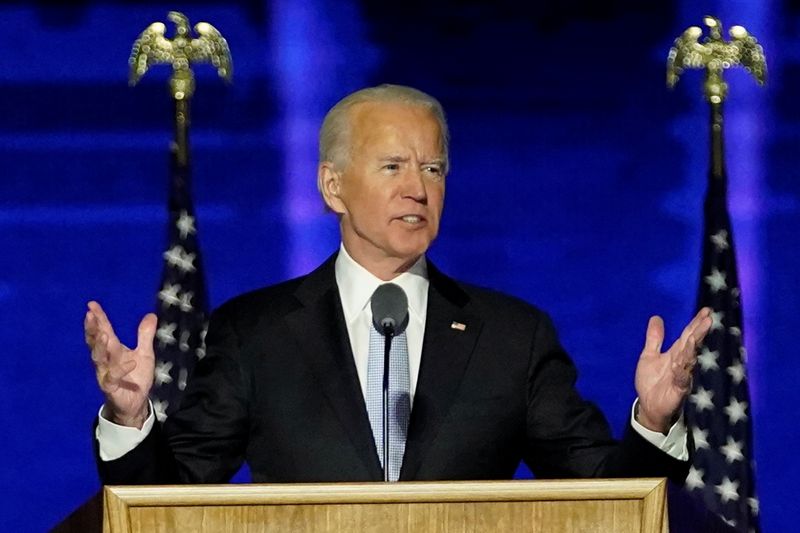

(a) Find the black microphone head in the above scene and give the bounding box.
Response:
[370,283,409,336]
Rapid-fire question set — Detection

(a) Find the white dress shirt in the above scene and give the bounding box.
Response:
[335,244,428,405]
[97,243,687,461]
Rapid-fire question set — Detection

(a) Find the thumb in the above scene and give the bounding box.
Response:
[137,313,158,355]
[643,315,665,356]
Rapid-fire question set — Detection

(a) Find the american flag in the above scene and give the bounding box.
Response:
[150,144,209,422]
[684,158,760,531]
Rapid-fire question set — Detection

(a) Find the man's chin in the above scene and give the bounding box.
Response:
[389,243,432,268]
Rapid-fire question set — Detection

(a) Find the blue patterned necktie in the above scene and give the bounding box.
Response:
[366,322,411,481]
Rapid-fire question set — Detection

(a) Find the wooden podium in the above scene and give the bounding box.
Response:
[65,478,669,532]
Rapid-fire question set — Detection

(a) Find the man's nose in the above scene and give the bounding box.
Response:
[401,168,428,203]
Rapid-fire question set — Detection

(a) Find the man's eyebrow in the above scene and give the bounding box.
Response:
[378,155,410,162]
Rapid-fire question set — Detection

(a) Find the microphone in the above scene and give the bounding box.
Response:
[370,283,408,481]
[371,283,409,336]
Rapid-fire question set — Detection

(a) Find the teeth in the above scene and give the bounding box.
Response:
[401,215,421,224]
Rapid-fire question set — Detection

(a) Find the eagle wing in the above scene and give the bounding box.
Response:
[129,22,173,85]
[191,22,233,82]
[730,27,767,85]
[667,26,706,88]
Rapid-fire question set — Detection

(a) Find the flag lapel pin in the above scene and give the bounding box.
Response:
[450,321,467,331]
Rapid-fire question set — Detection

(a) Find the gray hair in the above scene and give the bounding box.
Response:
[318,84,450,174]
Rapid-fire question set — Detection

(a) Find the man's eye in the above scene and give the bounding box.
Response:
[423,165,442,175]
[383,163,400,171]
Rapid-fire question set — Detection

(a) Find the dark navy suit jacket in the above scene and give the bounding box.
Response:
[96,254,690,485]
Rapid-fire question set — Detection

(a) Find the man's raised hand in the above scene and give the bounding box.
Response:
[634,307,713,433]
[85,301,156,428]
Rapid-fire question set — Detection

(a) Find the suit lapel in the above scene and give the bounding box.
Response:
[284,256,383,480]
[401,263,483,480]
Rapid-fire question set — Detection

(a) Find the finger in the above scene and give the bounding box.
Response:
[678,310,705,344]
[84,311,99,346]
[90,332,110,365]
[94,330,126,368]
[673,336,697,389]
[137,313,158,356]
[87,301,118,339]
[676,334,698,368]
[107,358,137,382]
[681,307,713,343]
[642,316,665,356]
[99,358,137,391]
[87,301,108,326]
[691,313,714,346]
[84,310,107,346]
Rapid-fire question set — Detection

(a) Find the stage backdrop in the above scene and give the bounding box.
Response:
[0,1,796,531]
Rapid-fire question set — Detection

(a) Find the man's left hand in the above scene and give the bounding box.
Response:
[634,307,713,434]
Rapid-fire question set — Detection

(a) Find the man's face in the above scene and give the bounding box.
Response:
[320,101,446,275]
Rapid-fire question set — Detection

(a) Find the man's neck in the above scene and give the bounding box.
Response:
[340,243,423,281]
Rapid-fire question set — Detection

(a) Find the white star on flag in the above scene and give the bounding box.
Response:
[686,465,705,490]
[689,386,715,412]
[154,360,174,386]
[729,326,742,337]
[158,282,182,308]
[714,477,740,503]
[196,324,208,359]
[178,367,188,391]
[727,360,745,385]
[176,210,196,239]
[152,399,169,422]
[747,497,759,516]
[710,229,729,251]
[720,436,745,464]
[163,245,197,273]
[709,309,725,331]
[692,426,710,450]
[179,330,191,352]
[704,267,728,293]
[156,322,177,347]
[179,290,194,312]
[724,397,749,424]
[697,347,720,371]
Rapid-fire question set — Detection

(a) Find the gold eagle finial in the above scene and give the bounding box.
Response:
[667,16,765,103]
[129,11,232,99]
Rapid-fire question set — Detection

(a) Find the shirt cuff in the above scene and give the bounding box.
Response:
[95,401,155,461]
[630,399,689,461]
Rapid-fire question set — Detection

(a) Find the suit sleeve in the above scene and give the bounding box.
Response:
[95,306,250,485]
[522,312,691,484]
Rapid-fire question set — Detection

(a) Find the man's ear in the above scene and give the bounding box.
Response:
[318,162,345,214]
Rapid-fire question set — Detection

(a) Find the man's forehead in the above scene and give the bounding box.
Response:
[335,101,445,167]
[348,100,434,123]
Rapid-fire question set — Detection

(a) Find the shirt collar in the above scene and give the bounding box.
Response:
[335,243,429,326]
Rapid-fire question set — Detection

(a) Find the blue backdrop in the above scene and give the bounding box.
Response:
[1,1,796,531]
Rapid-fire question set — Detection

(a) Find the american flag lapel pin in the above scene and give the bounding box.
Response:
[450,321,467,331]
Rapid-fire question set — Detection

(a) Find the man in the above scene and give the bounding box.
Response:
[87,84,711,484]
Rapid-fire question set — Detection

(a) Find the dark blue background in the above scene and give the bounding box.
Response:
[1,1,796,531]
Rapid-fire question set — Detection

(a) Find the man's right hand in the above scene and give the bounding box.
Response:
[85,301,157,429]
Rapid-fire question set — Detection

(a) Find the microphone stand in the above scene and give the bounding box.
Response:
[382,325,393,482]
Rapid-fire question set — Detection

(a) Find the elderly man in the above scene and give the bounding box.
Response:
[87,84,711,484]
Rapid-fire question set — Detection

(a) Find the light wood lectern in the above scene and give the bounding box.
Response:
[58,478,670,532]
